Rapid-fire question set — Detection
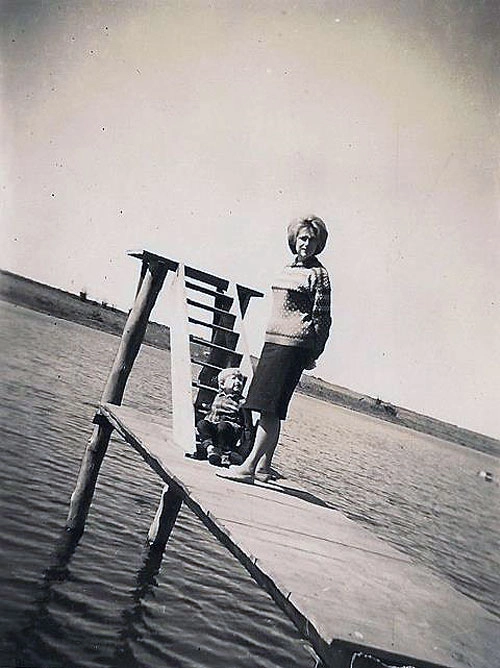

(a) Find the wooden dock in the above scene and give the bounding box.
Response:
[61,252,499,668]
[99,402,499,668]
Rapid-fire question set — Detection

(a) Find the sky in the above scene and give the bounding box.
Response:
[1,0,499,438]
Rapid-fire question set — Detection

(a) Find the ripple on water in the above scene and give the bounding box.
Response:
[0,302,499,668]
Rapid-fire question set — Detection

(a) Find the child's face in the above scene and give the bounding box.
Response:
[222,373,244,394]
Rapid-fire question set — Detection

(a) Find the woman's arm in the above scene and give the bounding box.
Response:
[310,266,332,361]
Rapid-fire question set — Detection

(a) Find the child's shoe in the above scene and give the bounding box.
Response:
[200,439,213,459]
[220,453,231,468]
[207,444,222,466]
[229,451,243,465]
[186,440,210,460]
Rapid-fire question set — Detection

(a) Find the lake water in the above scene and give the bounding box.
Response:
[0,301,498,667]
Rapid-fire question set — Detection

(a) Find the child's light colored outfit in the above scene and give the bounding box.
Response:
[205,391,245,428]
[196,390,246,466]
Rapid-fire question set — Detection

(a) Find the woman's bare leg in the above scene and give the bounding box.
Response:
[217,413,280,479]
[255,439,279,474]
[242,413,280,474]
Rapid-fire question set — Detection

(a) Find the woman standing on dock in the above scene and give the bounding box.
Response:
[218,215,332,484]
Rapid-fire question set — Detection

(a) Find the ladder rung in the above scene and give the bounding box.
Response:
[187,298,236,319]
[185,281,233,305]
[191,360,225,373]
[184,266,229,291]
[192,381,217,393]
[188,317,238,336]
[190,335,242,358]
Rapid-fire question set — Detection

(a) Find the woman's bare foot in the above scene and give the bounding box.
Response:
[254,466,284,483]
[216,466,254,484]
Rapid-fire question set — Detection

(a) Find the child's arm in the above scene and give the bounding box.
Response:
[205,392,224,422]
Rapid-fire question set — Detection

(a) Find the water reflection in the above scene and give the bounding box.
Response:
[112,542,167,667]
[12,530,80,667]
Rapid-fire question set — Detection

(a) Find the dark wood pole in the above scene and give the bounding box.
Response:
[64,415,113,537]
[147,486,183,550]
[102,258,169,404]
[65,257,169,539]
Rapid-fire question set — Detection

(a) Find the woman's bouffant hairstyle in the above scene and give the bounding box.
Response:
[287,216,328,256]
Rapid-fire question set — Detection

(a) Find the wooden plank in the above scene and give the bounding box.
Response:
[100,403,500,668]
[189,334,242,357]
[128,251,228,290]
[185,265,229,291]
[166,265,196,453]
[185,280,234,306]
[229,281,256,383]
[236,283,265,316]
[191,381,217,393]
[187,297,236,320]
[188,316,238,336]
[127,251,263,306]
[191,360,225,373]
[128,250,179,273]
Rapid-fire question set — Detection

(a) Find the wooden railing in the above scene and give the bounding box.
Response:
[66,250,263,540]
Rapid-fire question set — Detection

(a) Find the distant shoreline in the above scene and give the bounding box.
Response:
[1,268,498,458]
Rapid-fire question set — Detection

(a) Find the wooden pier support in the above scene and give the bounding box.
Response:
[102,258,169,404]
[147,485,183,549]
[65,257,169,539]
[65,417,114,538]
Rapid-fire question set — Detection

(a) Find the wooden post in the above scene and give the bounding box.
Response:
[134,259,148,298]
[147,485,183,549]
[102,258,169,404]
[169,264,196,453]
[65,258,169,538]
[65,415,113,539]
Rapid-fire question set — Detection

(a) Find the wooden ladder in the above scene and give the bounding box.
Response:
[164,258,263,452]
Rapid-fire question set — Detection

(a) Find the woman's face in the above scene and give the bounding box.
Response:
[295,226,318,260]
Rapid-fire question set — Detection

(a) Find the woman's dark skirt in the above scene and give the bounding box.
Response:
[244,342,310,420]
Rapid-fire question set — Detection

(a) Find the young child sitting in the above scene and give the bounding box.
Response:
[196,368,247,467]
